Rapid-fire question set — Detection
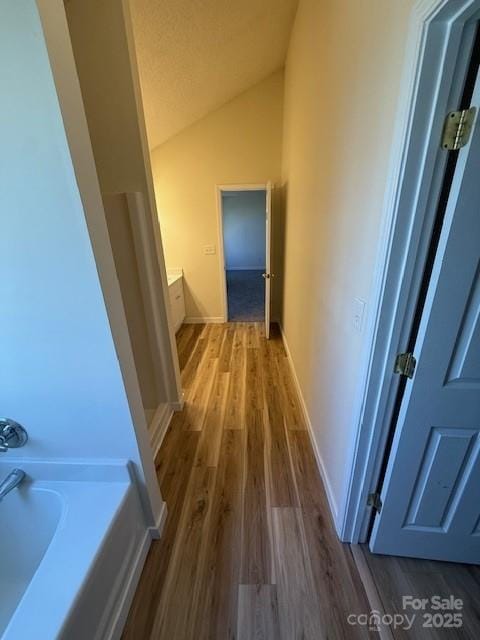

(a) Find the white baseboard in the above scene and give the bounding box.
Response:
[279,324,340,531]
[149,403,173,459]
[106,530,151,640]
[170,396,185,413]
[148,500,168,540]
[184,316,225,324]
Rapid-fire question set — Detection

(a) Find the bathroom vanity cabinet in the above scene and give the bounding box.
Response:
[167,271,185,333]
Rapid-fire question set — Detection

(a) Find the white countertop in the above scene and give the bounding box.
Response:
[166,268,183,287]
[167,273,182,286]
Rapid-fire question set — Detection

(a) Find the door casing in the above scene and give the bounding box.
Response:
[342,0,480,543]
[215,183,268,323]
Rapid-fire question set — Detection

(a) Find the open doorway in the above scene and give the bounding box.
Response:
[217,183,273,335]
[221,189,266,321]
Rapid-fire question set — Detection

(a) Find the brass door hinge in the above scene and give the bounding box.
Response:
[367,492,382,513]
[394,352,416,379]
[441,107,476,150]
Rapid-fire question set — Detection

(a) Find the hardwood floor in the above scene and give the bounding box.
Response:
[122,322,373,639]
[122,322,480,638]
[353,544,480,639]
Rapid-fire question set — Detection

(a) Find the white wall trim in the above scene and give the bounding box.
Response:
[184,316,225,324]
[170,394,185,412]
[95,490,168,640]
[148,500,168,540]
[342,0,480,543]
[106,497,165,638]
[149,402,173,459]
[104,529,151,640]
[215,186,229,323]
[127,192,183,406]
[217,184,269,191]
[121,0,184,410]
[279,325,340,530]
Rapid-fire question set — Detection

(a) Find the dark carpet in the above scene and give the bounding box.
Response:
[226,269,265,321]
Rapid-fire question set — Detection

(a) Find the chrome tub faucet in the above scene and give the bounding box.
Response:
[0,468,26,501]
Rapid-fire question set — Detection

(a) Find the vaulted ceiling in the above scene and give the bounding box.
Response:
[130,0,298,149]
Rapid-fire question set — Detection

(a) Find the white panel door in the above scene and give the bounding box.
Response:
[370,75,480,563]
[264,182,273,340]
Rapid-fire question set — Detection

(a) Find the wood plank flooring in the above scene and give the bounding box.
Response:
[123,323,480,640]
[122,322,373,639]
[122,322,480,639]
[355,544,480,639]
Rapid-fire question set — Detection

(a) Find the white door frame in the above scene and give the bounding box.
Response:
[215,183,268,322]
[342,0,480,543]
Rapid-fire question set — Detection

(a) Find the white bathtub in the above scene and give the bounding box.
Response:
[0,460,150,640]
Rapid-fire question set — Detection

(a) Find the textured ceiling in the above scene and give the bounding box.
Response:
[130,0,298,149]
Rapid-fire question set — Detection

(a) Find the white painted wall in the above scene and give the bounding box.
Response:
[0,0,147,480]
[222,191,266,270]
[280,0,414,532]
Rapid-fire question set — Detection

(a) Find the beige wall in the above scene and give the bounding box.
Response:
[151,71,284,320]
[281,0,414,527]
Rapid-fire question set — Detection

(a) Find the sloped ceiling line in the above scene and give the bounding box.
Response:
[131,0,299,149]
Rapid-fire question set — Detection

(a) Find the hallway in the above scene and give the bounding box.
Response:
[122,323,372,639]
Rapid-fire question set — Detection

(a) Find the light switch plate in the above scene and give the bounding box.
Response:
[203,244,216,255]
[353,297,366,333]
